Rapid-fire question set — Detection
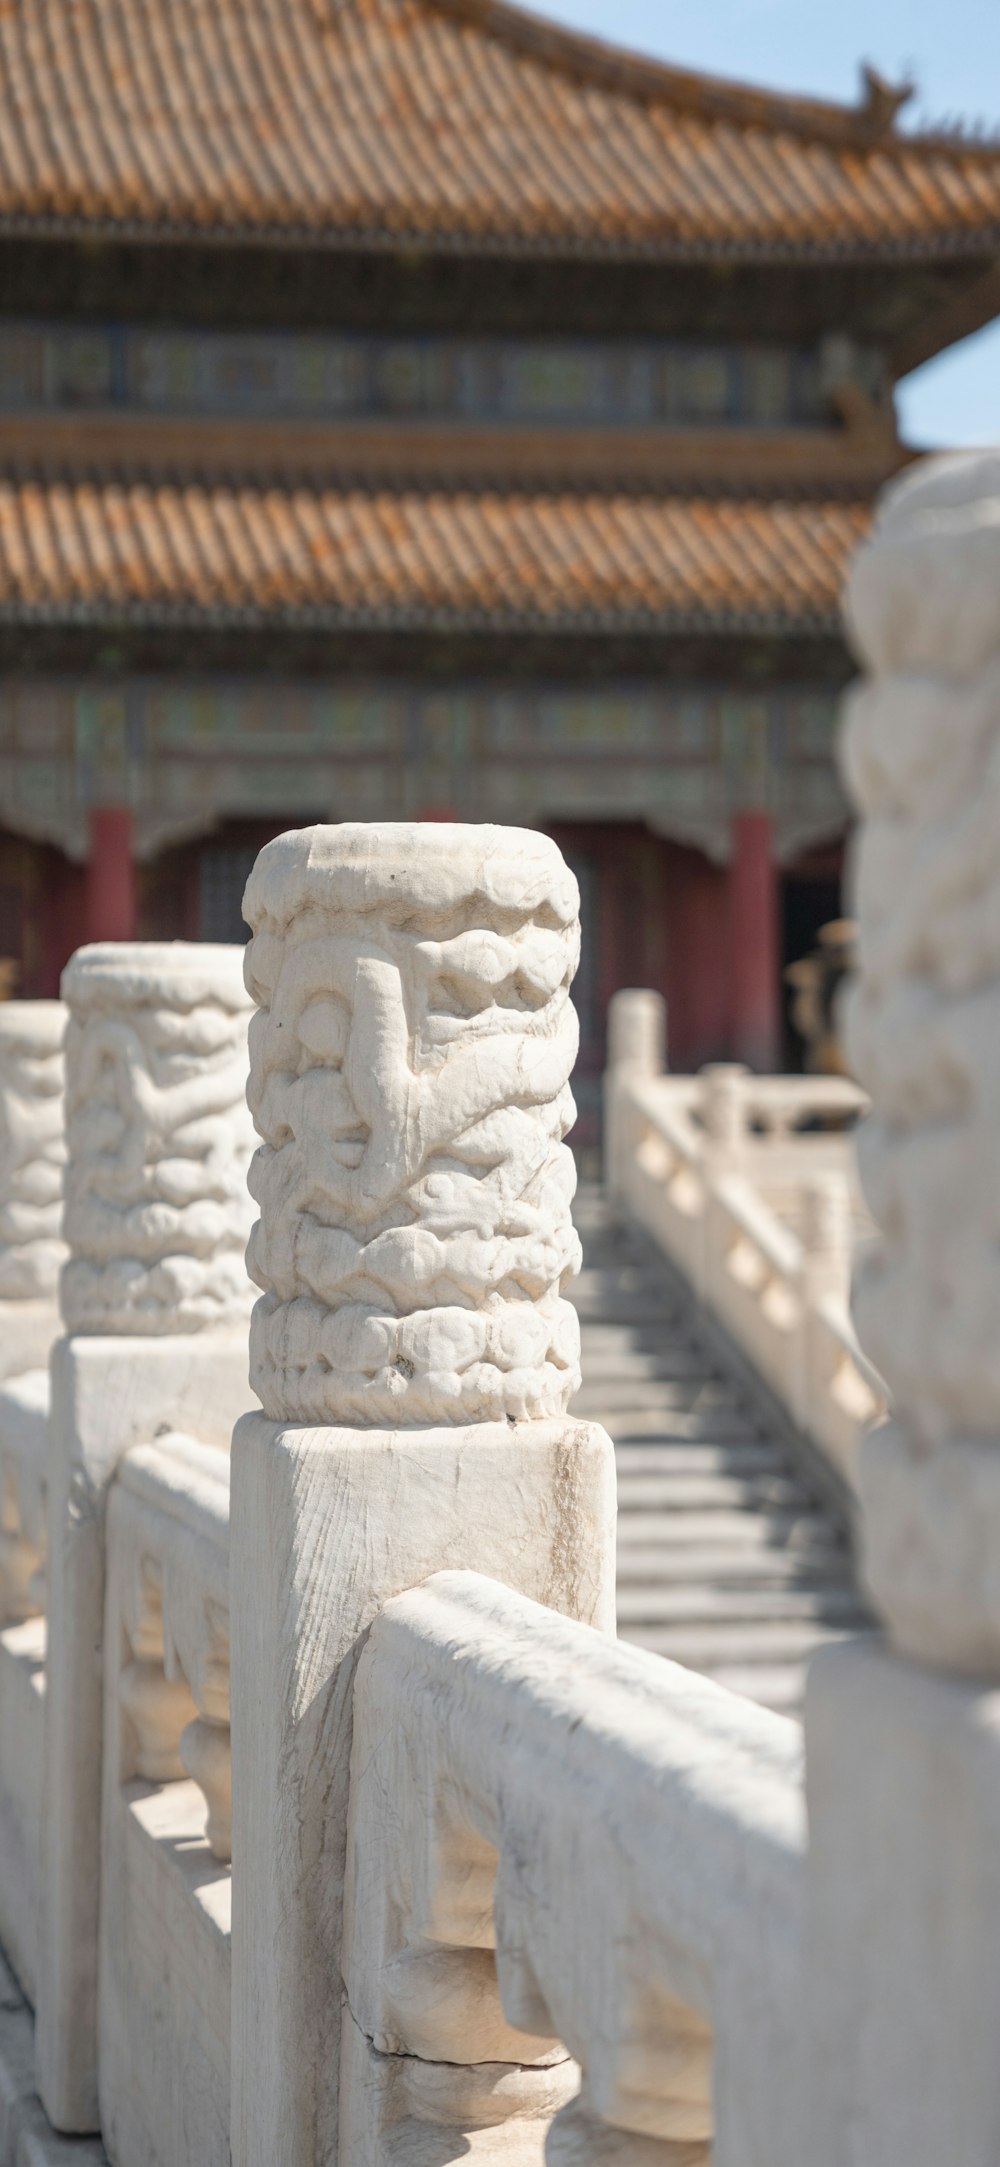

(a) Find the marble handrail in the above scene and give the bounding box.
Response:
[606,1031,884,1488]
[341,1568,804,2167]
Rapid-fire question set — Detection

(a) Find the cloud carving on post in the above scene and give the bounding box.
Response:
[243,823,583,1425]
[61,944,256,1336]
[0,1001,66,1302]
[842,450,1000,1668]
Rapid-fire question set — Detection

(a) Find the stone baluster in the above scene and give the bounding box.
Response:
[37,944,255,2134]
[803,454,1000,2162]
[697,1063,749,1303]
[607,987,667,1078]
[120,1657,198,1782]
[795,1173,853,1444]
[230,824,617,2167]
[799,1173,852,1307]
[605,989,667,1208]
[180,1713,232,1862]
[699,1062,747,1172]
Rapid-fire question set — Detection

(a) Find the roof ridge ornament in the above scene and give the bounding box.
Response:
[858,62,915,137]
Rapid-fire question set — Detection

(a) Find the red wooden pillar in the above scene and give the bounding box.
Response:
[84,806,137,944]
[728,810,780,1070]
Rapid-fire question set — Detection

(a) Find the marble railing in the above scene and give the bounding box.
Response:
[0,456,995,2167]
[334,453,1000,2166]
[606,1031,884,1487]
[341,1568,803,2167]
[0,949,254,2161]
[101,1433,231,2165]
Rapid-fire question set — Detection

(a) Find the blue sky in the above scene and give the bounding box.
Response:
[528,0,1000,448]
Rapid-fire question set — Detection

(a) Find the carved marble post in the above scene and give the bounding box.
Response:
[0,1000,66,1623]
[803,454,1000,2162]
[0,1001,66,1378]
[230,825,617,2167]
[0,1001,66,2000]
[37,944,255,2133]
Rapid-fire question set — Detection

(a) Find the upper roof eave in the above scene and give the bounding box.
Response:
[0,211,997,266]
[420,0,954,152]
[1,0,998,273]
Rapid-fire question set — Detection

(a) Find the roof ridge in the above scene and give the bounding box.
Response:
[420,0,991,154]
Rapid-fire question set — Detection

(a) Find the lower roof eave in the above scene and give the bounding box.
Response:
[0,599,843,640]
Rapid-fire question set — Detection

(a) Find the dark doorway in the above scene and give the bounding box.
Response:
[781,842,846,1069]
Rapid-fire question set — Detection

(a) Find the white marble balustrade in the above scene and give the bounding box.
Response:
[100,1432,231,2167]
[0,460,991,2167]
[606,1030,884,1487]
[341,1568,803,2167]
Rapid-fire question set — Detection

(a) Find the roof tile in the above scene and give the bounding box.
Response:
[0,0,996,253]
[0,475,868,630]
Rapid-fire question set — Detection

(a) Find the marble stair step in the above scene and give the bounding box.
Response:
[614,1582,867,1627]
[616,1507,844,1551]
[576,1349,711,1386]
[577,1322,693,1354]
[615,1544,854,1586]
[570,1184,869,1718]
[572,1382,734,1417]
[699,1665,808,1714]
[618,1618,860,1669]
[603,1408,762,1444]
[616,1469,813,1511]
[613,1441,784,1476]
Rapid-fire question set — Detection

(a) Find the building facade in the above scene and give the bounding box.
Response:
[0,0,999,1125]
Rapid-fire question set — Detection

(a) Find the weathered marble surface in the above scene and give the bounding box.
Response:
[60,945,255,1336]
[0,1002,65,1306]
[800,452,1000,2167]
[342,1569,803,2167]
[243,824,583,1424]
[842,452,1000,1668]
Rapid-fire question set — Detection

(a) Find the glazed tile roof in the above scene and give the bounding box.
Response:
[0,0,998,257]
[0,477,869,632]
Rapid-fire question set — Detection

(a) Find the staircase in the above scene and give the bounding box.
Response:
[570,1189,870,1714]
